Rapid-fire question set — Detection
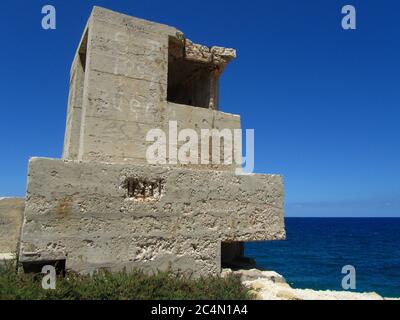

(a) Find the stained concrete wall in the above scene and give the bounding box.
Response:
[62,7,240,169]
[19,158,285,276]
[0,198,25,255]
[78,100,241,170]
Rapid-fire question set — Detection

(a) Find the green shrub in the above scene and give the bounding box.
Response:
[0,262,253,300]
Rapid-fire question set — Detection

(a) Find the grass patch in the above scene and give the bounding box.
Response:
[0,262,253,300]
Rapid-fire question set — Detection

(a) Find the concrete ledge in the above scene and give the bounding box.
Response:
[19,157,285,276]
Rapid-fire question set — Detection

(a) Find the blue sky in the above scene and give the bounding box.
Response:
[0,0,399,217]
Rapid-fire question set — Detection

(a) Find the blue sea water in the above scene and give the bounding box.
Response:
[245,218,400,298]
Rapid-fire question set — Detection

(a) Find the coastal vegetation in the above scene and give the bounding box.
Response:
[0,262,252,300]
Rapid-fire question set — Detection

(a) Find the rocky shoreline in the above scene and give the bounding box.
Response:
[222,268,397,300]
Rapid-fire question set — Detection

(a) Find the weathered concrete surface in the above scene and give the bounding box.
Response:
[0,198,24,255]
[63,6,240,168]
[19,158,285,276]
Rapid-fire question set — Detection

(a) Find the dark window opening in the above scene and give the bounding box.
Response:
[79,29,88,72]
[221,241,255,270]
[167,37,214,109]
[22,259,66,277]
[122,177,164,200]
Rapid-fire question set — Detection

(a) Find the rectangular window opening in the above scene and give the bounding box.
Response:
[167,37,214,109]
[221,241,256,270]
[22,259,66,276]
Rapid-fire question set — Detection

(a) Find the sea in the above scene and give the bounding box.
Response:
[245,218,400,298]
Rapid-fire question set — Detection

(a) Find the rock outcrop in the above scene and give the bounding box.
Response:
[0,197,24,264]
[222,268,387,300]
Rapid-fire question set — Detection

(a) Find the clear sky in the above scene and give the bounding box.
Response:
[0,0,399,217]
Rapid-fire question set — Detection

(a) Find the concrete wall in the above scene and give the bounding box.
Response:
[0,198,24,255]
[20,7,285,277]
[62,7,240,169]
[19,158,285,276]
